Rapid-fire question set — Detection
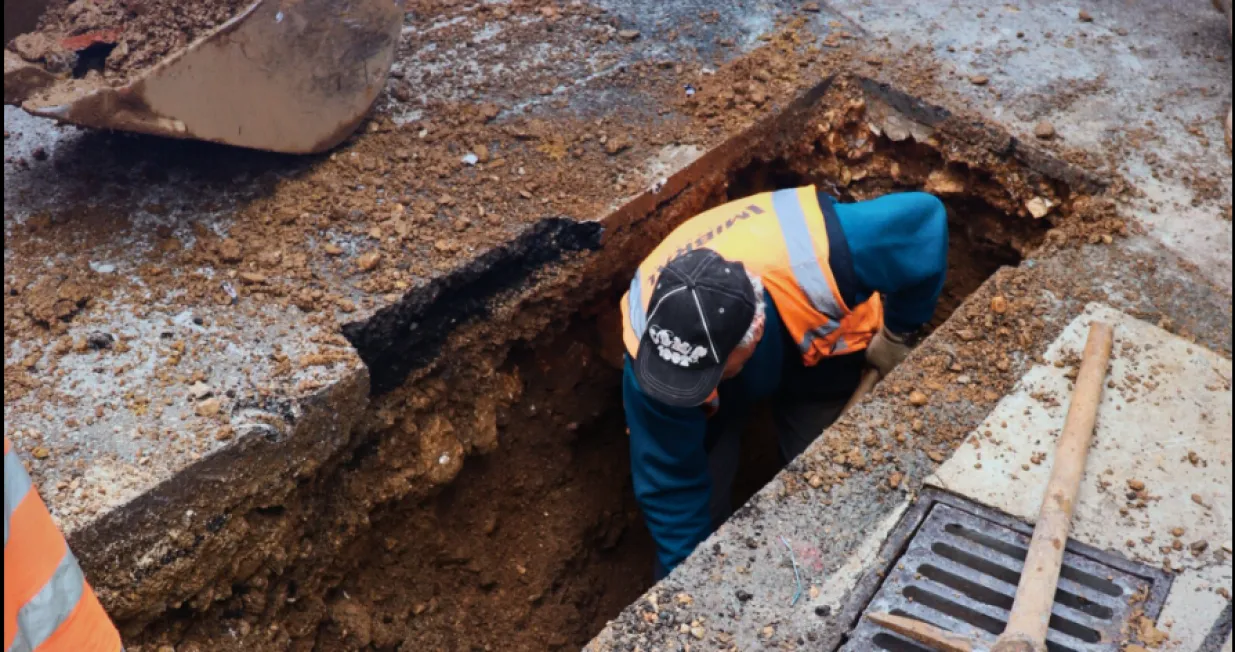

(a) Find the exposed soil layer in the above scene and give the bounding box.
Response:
[9,0,251,82]
[143,314,655,652]
[310,323,654,652]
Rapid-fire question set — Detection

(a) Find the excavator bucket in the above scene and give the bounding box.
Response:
[3,0,404,154]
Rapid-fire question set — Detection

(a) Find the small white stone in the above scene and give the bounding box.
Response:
[189,382,214,400]
[461,153,480,166]
[1026,197,1054,219]
[438,453,450,465]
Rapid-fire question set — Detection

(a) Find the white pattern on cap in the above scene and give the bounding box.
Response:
[648,326,710,367]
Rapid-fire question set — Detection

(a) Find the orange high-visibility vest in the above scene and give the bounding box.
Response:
[621,186,883,369]
[5,438,123,652]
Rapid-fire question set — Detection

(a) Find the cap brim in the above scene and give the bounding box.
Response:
[633,341,725,408]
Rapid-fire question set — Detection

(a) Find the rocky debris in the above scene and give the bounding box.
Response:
[189,382,214,400]
[617,29,641,42]
[1136,617,1169,647]
[195,398,223,418]
[1127,479,1146,492]
[1078,9,1095,23]
[1034,121,1057,140]
[604,137,632,155]
[86,331,114,350]
[908,390,929,406]
[17,0,254,85]
[218,239,244,264]
[1026,197,1054,219]
[925,168,966,195]
[356,251,382,273]
[969,75,990,86]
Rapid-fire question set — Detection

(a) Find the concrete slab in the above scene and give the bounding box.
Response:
[930,302,1233,649]
[930,302,1232,573]
[1158,567,1233,650]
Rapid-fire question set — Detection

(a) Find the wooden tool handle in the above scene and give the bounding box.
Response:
[995,322,1114,652]
[840,367,882,419]
[867,613,978,652]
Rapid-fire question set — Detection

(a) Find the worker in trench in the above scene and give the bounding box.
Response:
[620,186,948,578]
[5,437,125,651]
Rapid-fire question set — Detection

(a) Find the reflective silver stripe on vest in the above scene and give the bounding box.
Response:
[772,189,846,322]
[7,550,86,652]
[797,323,841,354]
[628,274,647,340]
[4,448,32,548]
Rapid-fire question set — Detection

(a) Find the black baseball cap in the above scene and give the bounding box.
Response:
[634,248,759,407]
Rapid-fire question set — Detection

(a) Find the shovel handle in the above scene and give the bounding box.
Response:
[866,613,980,652]
[995,322,1114,652]
[839,367,882,419]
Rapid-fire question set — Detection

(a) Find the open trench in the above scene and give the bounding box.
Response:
[128,80,1086,652]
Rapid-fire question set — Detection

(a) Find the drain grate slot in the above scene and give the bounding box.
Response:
[843,502,1165,652]
[873,631,933,652]
[942,523,1123,597]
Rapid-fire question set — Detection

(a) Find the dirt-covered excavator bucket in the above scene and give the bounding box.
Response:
[3,0,403,154]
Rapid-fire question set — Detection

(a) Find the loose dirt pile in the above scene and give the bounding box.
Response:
[8,0,251,82]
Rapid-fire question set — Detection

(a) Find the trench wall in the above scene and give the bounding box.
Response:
[77,75,1110,649]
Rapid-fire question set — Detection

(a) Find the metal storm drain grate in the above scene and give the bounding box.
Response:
[842,496,1172,652]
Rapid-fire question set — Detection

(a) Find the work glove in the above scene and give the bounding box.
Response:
[865,325,912,379]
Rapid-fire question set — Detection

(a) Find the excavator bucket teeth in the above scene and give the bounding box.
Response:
[5,0,404,154]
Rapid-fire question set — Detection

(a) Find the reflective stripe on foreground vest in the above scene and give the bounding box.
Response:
[4,440,123,652]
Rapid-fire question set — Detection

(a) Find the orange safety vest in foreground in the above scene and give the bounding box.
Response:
[5,438,122,652]
[622,186,884,370]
